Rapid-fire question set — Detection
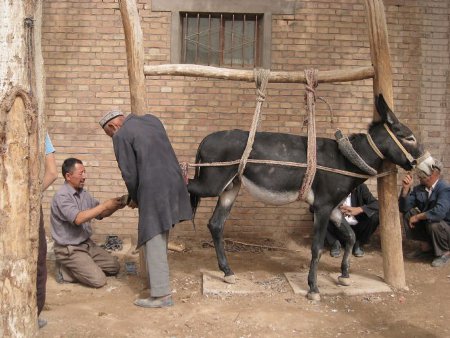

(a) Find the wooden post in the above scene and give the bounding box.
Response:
[118,0,146,116]
[365,0,406,289]
[118,0,148,281]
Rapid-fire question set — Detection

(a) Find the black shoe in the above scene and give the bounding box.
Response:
[330,241,341,258]
[353,241,364,257]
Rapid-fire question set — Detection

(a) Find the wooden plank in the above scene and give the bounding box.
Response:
[118,0,146,116]
[144,64,375,84]
[152,0,296,15]
[365,0,406,290]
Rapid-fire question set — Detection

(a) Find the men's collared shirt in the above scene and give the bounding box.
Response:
[50,182,100,245]
[425,180,438,198]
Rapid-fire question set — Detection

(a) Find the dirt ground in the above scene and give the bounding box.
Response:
[38,236,450,338]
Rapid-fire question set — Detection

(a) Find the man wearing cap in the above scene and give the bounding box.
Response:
[399,158,450,267]
[51,157,125,287]
[99,110,192,308]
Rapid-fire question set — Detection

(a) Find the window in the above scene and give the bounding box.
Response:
[181,13,262,68]
[152,0,296,69]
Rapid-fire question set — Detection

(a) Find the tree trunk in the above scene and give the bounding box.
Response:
[0,1,45,336]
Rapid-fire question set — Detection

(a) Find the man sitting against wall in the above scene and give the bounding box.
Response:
[399,158,450,267]
[51,157,126,287]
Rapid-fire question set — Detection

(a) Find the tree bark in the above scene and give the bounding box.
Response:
[0,1,45,336]
[118,0,146,116]
[365,0,406,289]
[118,0,148,282]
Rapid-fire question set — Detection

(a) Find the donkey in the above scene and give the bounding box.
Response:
[187,94,426,300]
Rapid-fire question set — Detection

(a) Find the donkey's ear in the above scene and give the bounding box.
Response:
[375,94,399,125]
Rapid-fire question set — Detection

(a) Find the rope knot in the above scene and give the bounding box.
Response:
[256,89,266,102]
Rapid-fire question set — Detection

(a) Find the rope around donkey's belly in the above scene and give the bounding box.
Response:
[182,159,396,180]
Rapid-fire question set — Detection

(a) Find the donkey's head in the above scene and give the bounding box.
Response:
[368,94,425,171]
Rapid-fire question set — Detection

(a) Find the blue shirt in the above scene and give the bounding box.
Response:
[45,133,55,155]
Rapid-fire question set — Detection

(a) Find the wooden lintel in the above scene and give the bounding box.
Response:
[144,64,375,84]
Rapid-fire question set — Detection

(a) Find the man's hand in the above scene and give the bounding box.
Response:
[408,214,418,228]
[104,197,126,211]
[401,173,414,196]
[408,211,426,229]
[339,205,363,217]
[128,199,138,209]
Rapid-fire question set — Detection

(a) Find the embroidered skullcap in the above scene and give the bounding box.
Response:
[99,110,123,128]
[432,159,443,172]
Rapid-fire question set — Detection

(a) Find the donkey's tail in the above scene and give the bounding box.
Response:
[189,137,206,222]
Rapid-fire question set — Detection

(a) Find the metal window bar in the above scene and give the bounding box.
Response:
[242,15,245,68]
[182,13,260,68]
[196,13,200,64]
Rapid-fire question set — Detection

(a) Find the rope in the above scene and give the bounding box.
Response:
[366,132,385,159]
[237,68,271,178]
[383,123,415,163]
[183,158,395,179]
[317,96,335,127]
[24,17,34,96]
[298,69,318,201]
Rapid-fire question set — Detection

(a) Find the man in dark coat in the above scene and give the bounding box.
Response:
[399,158,450,267]
[100,110,192,308]
[326,183,379,258]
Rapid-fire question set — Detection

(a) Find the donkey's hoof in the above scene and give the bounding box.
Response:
[307,292,321,301]
[224,274,236,284]
[338,276,351,286]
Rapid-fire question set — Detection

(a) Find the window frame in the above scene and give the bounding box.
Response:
[152,0,296,69]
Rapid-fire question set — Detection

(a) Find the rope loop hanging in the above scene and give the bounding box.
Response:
[237,68,271,178]
[298,68,319,201]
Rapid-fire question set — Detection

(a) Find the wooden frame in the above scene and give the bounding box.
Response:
[118,0,406,289]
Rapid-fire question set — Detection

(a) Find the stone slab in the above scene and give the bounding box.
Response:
[285,272,392,296]
[202,270,271,296]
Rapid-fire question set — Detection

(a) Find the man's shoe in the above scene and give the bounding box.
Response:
[330,241,341,258]
[38,318,47,329]
[353,241,365,257]
[431,254,450,267]
[134,295,174,308]
[406,249,433,259]
[55,263,64,284]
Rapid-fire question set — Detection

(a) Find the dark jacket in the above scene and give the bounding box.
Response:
[113,114,192,247]
[351,183,379,221]
[399,178,450,224]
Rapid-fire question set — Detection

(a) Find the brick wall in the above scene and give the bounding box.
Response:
[41,0,449,243]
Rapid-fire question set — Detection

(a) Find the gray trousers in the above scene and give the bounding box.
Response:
[144,231,170,297]
[403,216,450,256]
[54,239,120,288]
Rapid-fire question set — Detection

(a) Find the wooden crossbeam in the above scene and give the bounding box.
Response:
[144,64,375,84]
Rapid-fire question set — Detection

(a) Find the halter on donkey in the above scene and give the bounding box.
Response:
[186,69,429,300]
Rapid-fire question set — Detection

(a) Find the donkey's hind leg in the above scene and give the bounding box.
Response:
[208,179,241,284]
[329,209,356,286]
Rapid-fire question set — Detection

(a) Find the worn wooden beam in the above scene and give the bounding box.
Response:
[144,64,375,84]
[118,0,146,116]
[365,0,406,289]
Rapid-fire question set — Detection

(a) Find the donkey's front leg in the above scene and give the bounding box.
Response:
[307,207,333,301]
[330,210,356,286]
[208,179,241,284]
